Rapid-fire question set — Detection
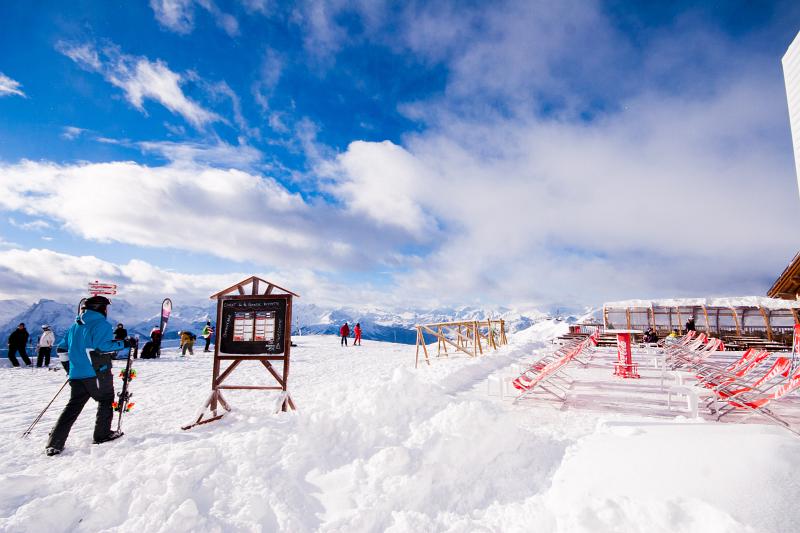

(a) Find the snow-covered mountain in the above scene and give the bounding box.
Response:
[0,299,585,347]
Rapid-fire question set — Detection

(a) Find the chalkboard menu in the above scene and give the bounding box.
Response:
[219,296,287,355]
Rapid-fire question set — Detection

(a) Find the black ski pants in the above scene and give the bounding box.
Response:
[8,345,31,367]
[47,370,114,450]
[341,335,348,346]
[204,336,211,352]
[37,347,52,367]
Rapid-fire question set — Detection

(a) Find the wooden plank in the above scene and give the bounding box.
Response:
[730,307,741,336]
[260,359,285,388]
[237,284,245,295]
[422,325,474,357]
[252,278,259,295]
[702,305,711,334]
[758,306,773,341]
[215,359,241,387]
[217,385,284,390]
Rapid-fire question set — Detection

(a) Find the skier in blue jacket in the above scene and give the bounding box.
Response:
[46,296,132,456]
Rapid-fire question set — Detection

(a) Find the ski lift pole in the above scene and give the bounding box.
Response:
[21,379,69,438]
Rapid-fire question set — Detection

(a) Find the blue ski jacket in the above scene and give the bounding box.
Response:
[57,309,125,380]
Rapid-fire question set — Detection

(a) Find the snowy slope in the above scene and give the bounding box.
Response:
[0,323,797,532]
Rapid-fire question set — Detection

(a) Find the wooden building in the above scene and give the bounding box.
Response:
[768,251,800,300]
[603,297,800,351]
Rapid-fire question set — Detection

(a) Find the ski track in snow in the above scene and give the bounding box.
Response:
[0,321,798,532]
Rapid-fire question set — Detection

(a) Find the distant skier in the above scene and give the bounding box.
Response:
[180,330,195,356]
[150,326,162,357]
[45,296,132,456]
[340,322,350,346]
[685,317,696,332]
[353,323,362,346]
[201,321,214,352]
[36,325,55,368]
[7,323,31,367]
[114,323,127,341]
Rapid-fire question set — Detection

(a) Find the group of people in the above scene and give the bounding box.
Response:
[339,322,362,346]
[6,323,56,368]
[641,317,697,345]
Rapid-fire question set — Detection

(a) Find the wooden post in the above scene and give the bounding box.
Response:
[649,304,656,331]
[730,307,741,336]
[415,327,430,368]
[758,306,773,341]
[603,306,608,328]
[676,307,682,334]
[668,307,673,332]
[625,308,631,330]
[701,305,711,335]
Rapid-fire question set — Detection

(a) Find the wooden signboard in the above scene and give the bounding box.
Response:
[182,276,298,430]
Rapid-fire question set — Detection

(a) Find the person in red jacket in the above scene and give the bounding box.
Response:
[353,323,362,346]
[340,322,350,346]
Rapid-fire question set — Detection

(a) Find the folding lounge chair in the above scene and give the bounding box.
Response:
[715,365,800,435]
[710,356,792,412]
[695,349,769,389]
[512,342,588,403]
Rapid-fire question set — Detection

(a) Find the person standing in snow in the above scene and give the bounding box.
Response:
[45,296,132,456]
[36,325,55,368]
[353,323,362,346]
[180,330,195,356]
[340,322,350,346]
[201,321,213,352]
[150,326,162,357]
[7,323,31,367]
[685,317,696,332]
[114,323,127,341]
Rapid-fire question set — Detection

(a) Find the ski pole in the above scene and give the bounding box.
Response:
[21,379,69,438]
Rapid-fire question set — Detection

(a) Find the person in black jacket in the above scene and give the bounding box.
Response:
[8,323,31,367]
[114,323,127,341]
[685,317,696,332]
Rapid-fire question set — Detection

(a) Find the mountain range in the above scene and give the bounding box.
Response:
[0,298,589,349]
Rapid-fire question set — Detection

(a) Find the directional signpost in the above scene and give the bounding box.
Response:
[88,280,117,296]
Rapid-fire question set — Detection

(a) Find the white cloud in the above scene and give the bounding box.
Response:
[0,73,26,98]
[8,218,51,231]
[57,41,221,128]
[0,248,386,307]
[329,140,436,237]
[138,139,263,168]
[150,0,239,36]
[61,126,86,140]
[0,158,432,278]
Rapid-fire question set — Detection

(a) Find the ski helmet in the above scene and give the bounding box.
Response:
[84,296,111,316]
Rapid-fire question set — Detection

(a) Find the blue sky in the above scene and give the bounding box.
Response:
[0,1,799,308]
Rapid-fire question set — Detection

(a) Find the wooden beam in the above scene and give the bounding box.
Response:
[215,359,242,387]
[252,278,259,295]
[701,305,711,335]
[730,307,741,336]
[758,306,773,341]
[625,308,631,330]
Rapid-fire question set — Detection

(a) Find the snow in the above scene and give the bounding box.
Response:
[1,323,798,532]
